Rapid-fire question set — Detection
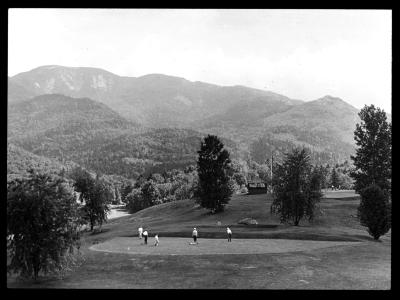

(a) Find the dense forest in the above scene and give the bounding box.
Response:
[8,95,242,180]
[7,143,77,182]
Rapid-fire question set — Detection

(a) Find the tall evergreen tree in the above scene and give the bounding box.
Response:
[350,105,392,193]
[196,135,233,213]
[271,148,322,226]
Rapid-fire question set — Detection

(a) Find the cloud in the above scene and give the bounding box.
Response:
[8,9,391,112]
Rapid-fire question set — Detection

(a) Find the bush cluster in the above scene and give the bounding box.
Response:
[125,166,198,213]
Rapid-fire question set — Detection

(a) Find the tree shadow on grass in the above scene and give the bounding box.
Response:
[8,271,72,288]
[351,234,383,242]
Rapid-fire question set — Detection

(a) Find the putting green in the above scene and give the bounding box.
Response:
[90,237,362,255]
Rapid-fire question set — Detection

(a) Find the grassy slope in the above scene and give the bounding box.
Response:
[7,191,391,289]
[86,191,372,243]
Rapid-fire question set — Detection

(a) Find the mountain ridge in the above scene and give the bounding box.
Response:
[8,65,304,128]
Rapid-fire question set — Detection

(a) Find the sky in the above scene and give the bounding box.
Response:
[8,9,392,112]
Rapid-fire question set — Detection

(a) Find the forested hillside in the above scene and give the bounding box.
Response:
[7,143,77,182]
[7,94,239,179]
[198,96,362,165]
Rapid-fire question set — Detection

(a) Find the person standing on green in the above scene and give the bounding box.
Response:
[192,228,198,244]
[138,226,143,239]
[143,230,148,245]
[154,234,159,246]
[227,227,232,242]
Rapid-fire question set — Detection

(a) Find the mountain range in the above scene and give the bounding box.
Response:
[8,65,303,128]
[8,65,386,180]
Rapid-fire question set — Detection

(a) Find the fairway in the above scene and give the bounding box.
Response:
[90,237,362,255]
[323,190,359,199]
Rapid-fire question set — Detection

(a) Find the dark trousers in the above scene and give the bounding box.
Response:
[144,236,148,244]
[228,233,232,242]
[193,235,197,243]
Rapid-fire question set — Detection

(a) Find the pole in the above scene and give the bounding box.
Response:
[271,152,273,181]
[270,152,273,194]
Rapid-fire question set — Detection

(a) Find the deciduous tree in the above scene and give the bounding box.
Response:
[71,168,110,231]
[271,148,322,226]
[140,180,161,207]
[7,170,81,280]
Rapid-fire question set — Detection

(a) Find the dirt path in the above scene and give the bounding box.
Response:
[90,237,362,255]
[107,207,130,220]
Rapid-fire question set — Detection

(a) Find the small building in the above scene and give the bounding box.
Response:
[247,181,268,194]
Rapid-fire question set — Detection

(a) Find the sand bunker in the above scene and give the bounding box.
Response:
[90,237,362,255]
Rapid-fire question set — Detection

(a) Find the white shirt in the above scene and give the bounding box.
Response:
[192,230,198,236]
[227,228,232,234]
[155,235,159,241]
[138,227,143,233]
[143,231,148,236]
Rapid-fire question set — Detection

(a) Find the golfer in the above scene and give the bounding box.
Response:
[192,228,198,244]
[143,230,148,245]
[154,234,159,246]
[138,226,143,239]
[227,227,232,242]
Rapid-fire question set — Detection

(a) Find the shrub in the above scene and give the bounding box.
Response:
[140,180,161,207]
[358,184,391,240]
[157,182,173,199]
[126,188,144,213]
[163,194,176,203]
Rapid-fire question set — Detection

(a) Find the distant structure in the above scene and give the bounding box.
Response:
[247,180,268,194]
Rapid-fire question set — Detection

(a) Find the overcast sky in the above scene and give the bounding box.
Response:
[8,9,392,112]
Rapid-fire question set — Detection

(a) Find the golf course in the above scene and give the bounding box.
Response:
[7,190,391,289]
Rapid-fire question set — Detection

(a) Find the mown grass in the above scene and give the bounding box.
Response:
[7,191,391,289]
[8,238,390,289]
[79,192,367,243]
[90,237,362,255]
